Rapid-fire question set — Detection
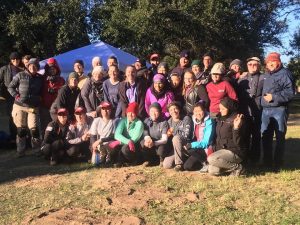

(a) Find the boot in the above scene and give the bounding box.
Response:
[31,137,41,152]
[16,136,26,157]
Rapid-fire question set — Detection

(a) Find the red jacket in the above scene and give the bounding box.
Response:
[206,80,237,113]
[41,76,65,109]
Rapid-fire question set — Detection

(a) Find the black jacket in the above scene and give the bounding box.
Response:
[184,85,209,115]
[42,120,69,145]
[0,64,22,99]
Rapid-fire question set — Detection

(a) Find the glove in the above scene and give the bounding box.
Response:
[108,140,121,149]
[128,140,135,152]
[15,94,20,101]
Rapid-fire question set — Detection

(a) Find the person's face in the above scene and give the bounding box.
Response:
[169,105,180,120]
[184,72,195,87]
[92,59,101,68]
[193,106,205,121]
[170,75,181,88]
[22,59,29,68]
[247,60,260,74]
[75,113,86,123]
[230,64,240,73]
[126,67,136,84]
[203,56,212,69]
[219,103,229,116]
[92,71,103,81]
[74,63,84,74]
[154,81,164,92]
[149,107,160,121]
[108,66,119,80]
[11,58,21,67]
[127,111,137,122]
[69,78,78,88]
[150,58,160,67]
[134,62,142,70]
[57,114,68,125]
[192,65,200,74]
[211,73,221,83]
[157,66,167,75]
[28,64,38,75]
[180,57,189,67]
[48,66,57,76]
[100,107,111,118]
[107,58,117,67]
[266,60,281,72]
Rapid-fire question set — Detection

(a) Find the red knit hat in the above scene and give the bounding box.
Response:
[126,102,138,115]
[265,52,281,63]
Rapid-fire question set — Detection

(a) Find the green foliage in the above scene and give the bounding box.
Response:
[91,0,287,61]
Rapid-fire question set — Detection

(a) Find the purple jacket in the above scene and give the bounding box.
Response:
[145,88,174,118]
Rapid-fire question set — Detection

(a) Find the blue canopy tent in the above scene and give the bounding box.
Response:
[40,41,139,79]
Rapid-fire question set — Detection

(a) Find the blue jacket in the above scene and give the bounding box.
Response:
[190,114,215,149]
[261,67,294,108]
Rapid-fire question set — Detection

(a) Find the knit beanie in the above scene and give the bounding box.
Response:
[149,102,162,112]
[220,97,238,114]
[211,63,225,74]
[68,72,79,82]
[9,52,21,60]
[126,102,139,115]
[153,74,166,83]
[191,60,201,67]
[265,52,281,63]
[229,59,242,69]
[28,58,40,70]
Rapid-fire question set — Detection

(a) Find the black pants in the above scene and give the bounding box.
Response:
[183,149,207,171]
[42,139,66,162]
[6,97,17,141]
[66,141,90,160]
[107,143,141,164]
[140,140,169,163]
[245,116,261,163]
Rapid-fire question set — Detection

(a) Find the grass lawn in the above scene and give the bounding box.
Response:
[0,96,300,225]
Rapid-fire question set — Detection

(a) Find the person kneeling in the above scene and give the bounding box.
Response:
[207,97,246,176]
[141,102,169,167]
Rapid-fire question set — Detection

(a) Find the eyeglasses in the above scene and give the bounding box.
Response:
[247,63,259,67]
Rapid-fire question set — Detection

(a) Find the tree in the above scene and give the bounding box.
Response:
[90,0,288,63]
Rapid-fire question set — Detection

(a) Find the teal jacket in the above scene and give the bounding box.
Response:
[190,114,214,149]
[114,117,144,144]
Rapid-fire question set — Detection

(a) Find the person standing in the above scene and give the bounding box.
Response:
[73,60,87,89]
[261,52,294,171]
[8,58,43,156]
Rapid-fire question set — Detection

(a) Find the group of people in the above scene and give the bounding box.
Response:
[0,50,294,175]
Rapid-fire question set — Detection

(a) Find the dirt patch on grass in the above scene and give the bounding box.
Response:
[13,174,63,188]
[24,207,145,225]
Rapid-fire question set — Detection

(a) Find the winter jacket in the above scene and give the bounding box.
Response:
[214,113,246,159]
[206,80,237,113]
[118,80,147,119]
[0,64,22,99]
[237,72,263,117]
[145,88,174,118]
[168,115,193,142]
[261,67,294,108]
[41,76,65,109]
[8,71,43,107]
[190,114,214,149]
[66,117,93,145]
[143,117,168,146]
[114,117,144,144]
[42,120,69,145]
[81,78,104,113]
[103,79,120,116]
[50,85,80,118]
[184,85,209,114]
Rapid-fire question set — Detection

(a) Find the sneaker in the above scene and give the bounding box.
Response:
[229,164,245,176]
[199,164,209,173]
[174,164,183,172]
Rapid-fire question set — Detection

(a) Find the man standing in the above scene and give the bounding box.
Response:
[8,58,43,157]
[73,60,87,89]
[0,52,23,144]
[261,52,294,171]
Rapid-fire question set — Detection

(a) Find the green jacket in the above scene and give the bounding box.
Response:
[114,117,144,144]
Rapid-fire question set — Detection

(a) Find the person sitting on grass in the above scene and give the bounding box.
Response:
[141,102,169,167]
[207,97,246,176]
[41,108,69,166]
[162,102,193,171]
[89,101,118,165]
[183,102,215,172]
[66,106,93,162]
[107,102,144,166]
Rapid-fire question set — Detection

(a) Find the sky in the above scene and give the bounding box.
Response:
[265,12,299,64]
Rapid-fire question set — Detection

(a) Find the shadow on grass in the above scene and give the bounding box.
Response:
[0,149,94,184]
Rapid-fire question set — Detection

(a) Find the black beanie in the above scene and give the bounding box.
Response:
[220,97,238,114]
